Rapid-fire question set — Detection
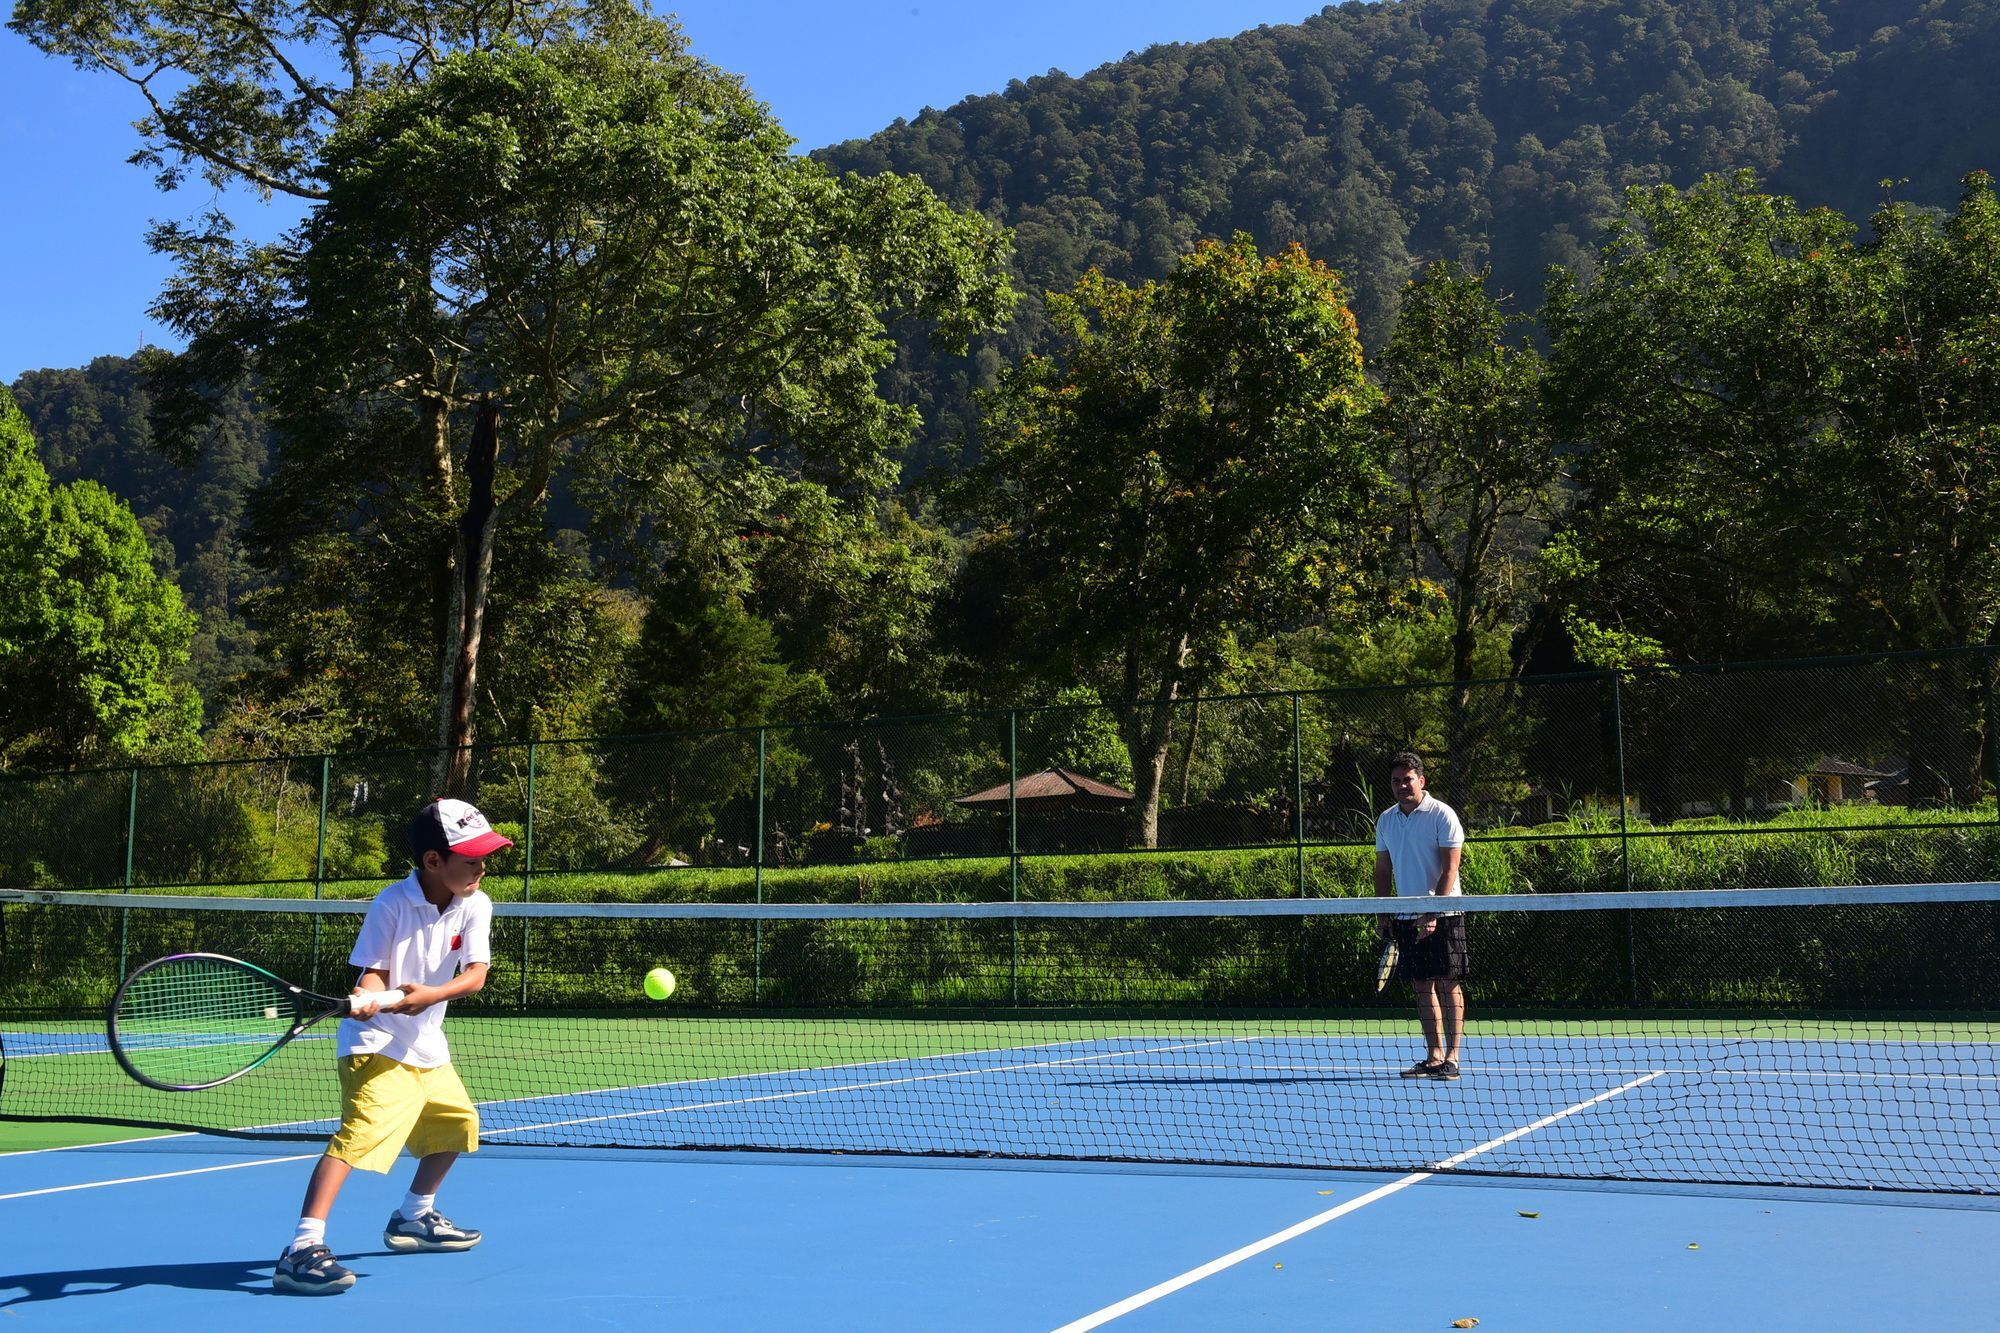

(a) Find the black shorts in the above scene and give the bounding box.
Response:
[1393,914,1469,982]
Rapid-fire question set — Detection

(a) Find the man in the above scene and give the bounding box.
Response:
[1373,751,1467,1080]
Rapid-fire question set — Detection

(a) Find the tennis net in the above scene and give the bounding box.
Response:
[2,883,1995,1193]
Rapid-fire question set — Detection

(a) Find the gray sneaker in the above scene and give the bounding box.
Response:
[384,1208,483,1252]
[273,1243,355,1295]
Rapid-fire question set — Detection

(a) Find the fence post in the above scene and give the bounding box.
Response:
[1009,710,1019,1006]
[1611,671,1636,1002]
[313,755,330,993]
[1983,652,1998,839]
[755,727,767,1003]
[120,766,138,979]
[123,767,139,889]
[1292,693,1306,897]
[520,741,537,1010]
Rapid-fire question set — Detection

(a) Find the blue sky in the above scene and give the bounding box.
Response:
[1,0,1322,381]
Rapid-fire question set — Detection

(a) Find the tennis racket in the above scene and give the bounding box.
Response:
[1374,937,1400,993]
[107,952,404,1092]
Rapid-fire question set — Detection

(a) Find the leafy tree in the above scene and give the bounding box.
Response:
[11,355,268,704]
[1541,173,1855,665]
[743,489,960,716]
[0,388,200,769]
[1371,262,1564,808]
[1545,170,2000,803]
[150,27,1012,788]
[953,236,1382,845]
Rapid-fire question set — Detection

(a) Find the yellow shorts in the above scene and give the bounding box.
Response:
[326,1054,480,1174]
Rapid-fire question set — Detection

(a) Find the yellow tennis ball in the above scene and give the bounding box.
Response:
[643,966,676,1001]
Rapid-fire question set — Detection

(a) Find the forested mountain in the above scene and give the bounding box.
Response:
[8,357,267,705]
[8,0,1999,766]
[817,0,2000,469]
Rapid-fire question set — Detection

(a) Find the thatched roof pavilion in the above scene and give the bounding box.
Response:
[952,767,1134,812]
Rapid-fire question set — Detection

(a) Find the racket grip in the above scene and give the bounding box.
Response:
[348,988,406,1013]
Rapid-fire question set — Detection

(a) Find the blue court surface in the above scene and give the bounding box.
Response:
[6,1027,2000,1330]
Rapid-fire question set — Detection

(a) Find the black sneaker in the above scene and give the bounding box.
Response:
[1432,1060,1462,1080]
[1401,1059,1443,1078]
[273,1243,355,1295]
[384,1208,483,1252]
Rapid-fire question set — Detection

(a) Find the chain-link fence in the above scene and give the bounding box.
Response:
[2,650,1995,900]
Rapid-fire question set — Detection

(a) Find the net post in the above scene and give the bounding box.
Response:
[520,740,537,1010]
[313,754,330,994]
[1293,693,1306,896]
[755,727,767,1003]
[1009,710,1020,1006]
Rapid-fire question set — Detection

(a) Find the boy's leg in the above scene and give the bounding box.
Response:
[409,1150,459,1197]
[276,1154,361,1295]
[299,1152,354,1222]
[385,1065,482,1252]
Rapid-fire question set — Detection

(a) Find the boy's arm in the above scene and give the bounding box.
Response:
[385,962,489,1016]
[348,966,392,1017]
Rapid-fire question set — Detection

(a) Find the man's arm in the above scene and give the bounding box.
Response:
[1417,845,1464,936]
[1373,851,1395,938]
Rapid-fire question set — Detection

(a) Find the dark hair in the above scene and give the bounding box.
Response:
[408,800,450,859]
[1388,751,1425,777]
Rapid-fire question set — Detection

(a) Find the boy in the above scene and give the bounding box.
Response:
[1372,752,1468,1080]
[273,797,510,1295]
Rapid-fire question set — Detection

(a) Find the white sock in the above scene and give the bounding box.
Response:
[399,1190,436,1222]
[290,1217,326,1255]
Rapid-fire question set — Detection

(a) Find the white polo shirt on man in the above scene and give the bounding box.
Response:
[336,874,493,1068]
[1375,794,1465,913]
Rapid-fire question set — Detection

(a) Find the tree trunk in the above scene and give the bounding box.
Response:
[1121,634,1189,848]
[430,399,502,798]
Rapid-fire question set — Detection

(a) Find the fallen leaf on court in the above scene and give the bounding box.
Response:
[1451,1319,1480,1328]
[1517,1211,1540,1218]
[1273,1263,1283,1270]
[1687,1243,1700,1250]
[1317,1190,1334,1196]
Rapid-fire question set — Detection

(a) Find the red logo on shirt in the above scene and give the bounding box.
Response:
[450,934,462,950]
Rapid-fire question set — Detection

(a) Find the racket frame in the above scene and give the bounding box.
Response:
[106,952,403,1092]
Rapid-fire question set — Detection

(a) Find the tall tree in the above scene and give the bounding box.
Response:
[0,388,200,769]
[1372,263,1562,807]
[1541,172,1855,665]
[954,236,1382,845]
[154,28,1013,789]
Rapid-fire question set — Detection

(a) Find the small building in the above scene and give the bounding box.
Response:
[1792,756,1895,808]
[952,767,1136,813]
[944,767,1135,853]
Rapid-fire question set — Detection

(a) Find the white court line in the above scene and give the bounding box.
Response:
[1047,1069,1669,1333]
[0,1153,315,1201]
[1062,1061,2000,1083]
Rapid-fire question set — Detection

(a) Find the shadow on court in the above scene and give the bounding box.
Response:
[0,1251,400,1307]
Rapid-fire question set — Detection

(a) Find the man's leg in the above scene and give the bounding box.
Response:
[1438,980,1464,1064]
[1413,978,1445,1064]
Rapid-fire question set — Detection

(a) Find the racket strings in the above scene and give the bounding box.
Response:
[114,958,294,1088]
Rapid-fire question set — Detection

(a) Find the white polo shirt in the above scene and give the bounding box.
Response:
[336,874,493,1068]
[1375,794,1465,913]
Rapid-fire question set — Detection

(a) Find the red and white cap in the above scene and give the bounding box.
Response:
[409,797,514,859]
